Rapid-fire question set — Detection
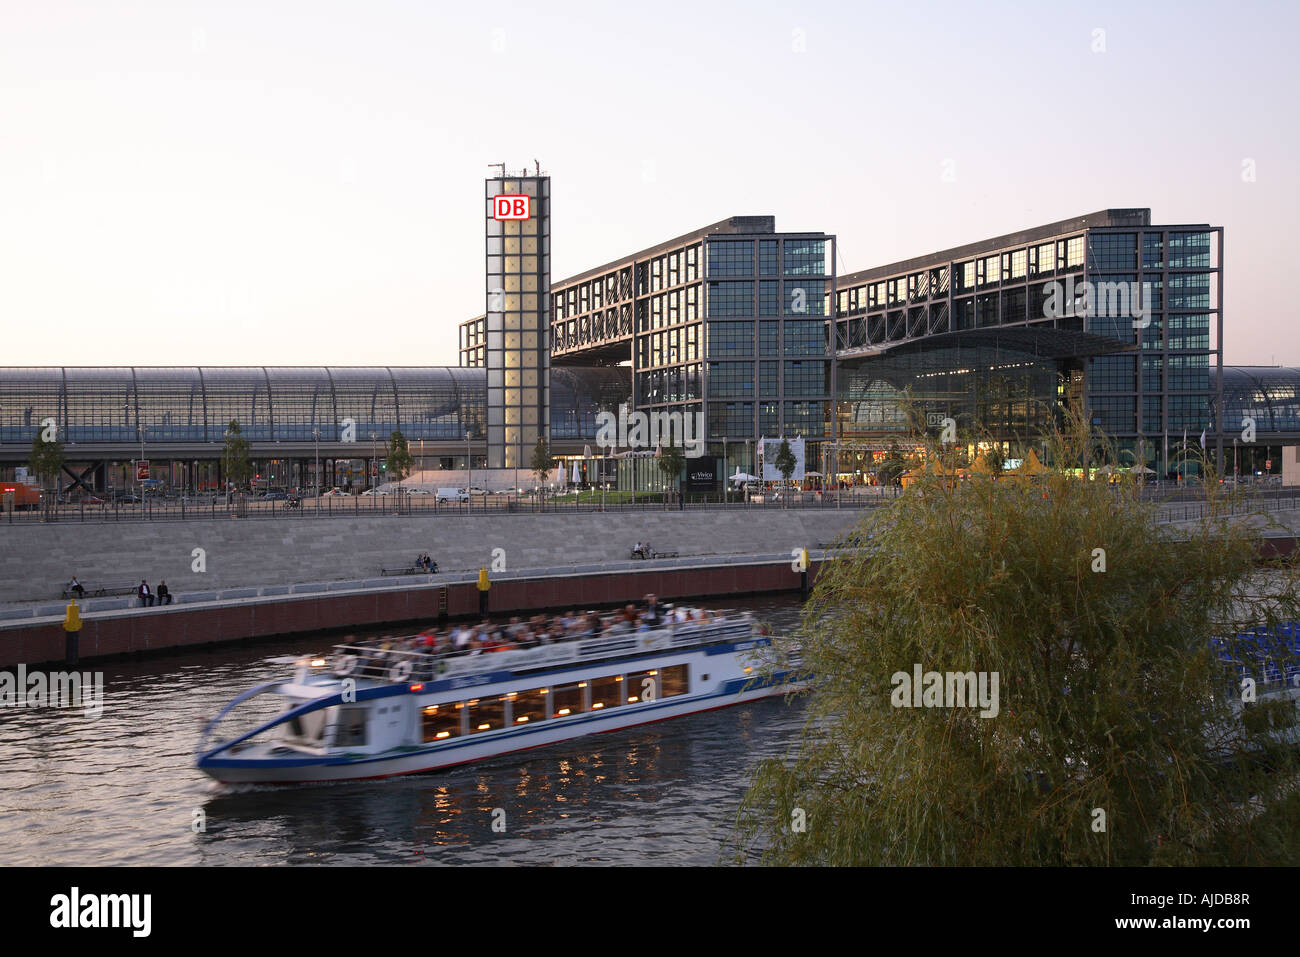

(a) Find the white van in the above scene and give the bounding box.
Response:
[437,488,469,503]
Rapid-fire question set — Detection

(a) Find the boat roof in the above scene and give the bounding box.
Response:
[329,615,758,685]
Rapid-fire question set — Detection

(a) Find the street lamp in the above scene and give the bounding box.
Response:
[370,432,377,490]
[312,428,320,502]
[466,430,472,492]
[723,435,728,505]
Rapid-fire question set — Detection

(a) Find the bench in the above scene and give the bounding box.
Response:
[630,548,679,560]
[63,579,138,599]
[380,559,438,576]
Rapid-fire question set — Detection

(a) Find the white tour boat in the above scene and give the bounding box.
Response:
[196,610,803,784]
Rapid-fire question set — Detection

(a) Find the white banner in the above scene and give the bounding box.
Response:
[759,436,805,482]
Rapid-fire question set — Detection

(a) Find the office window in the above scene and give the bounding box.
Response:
[1168,232,1211,269]
[785,400,826,437]
[783,360,827,397]
[1087,233,1137,270]
[783,239,825,276]
[759,280,780,316]
[783,320,825,356]
[708,281,753,316]
[785,280,825,316]
[707,361,755,398]
[707,322,754,359]
[708,240,754,277]
[759,240,779,276]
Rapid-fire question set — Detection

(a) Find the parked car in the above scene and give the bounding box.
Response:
[263,490,287,501]
[437,488,469,503]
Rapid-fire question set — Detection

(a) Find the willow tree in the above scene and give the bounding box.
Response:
[734,408,1300,865]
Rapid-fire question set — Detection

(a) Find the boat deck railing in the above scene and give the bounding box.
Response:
[328,617,758,684]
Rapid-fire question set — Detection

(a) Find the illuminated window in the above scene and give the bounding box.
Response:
[467,696,506,733]
[626,670,660,704]
[552,684,585,718]
[590,675,622,711]
[421,703,463,742]
[660,664,689,697]
[511,688,548,725]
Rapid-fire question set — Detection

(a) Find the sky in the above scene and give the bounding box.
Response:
[1,0,1296,368]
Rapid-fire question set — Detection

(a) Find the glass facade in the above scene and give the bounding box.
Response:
[0,367,621,446]
[832,213,1222,474]
[703,233,833,441]
[485,175,550,469]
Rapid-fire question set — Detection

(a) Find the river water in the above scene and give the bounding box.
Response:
[0,595,806,866]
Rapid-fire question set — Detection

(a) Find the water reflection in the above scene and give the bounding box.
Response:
[0,595,806,866]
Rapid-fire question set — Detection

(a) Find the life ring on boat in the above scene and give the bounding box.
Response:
[335,654,358,676]
[389,659,413,682]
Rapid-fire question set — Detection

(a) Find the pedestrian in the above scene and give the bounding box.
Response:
[68,575,85,598]
[137,579,152,608]
[157,580,171,606]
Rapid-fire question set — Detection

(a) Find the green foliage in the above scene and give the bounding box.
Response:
[774,439,797,483]
[658,440,686,486]
[530,437,552,488]
[734,408,1300,865]
[28,428,65,489]
[386,430,414,481]
[222,419,253,489]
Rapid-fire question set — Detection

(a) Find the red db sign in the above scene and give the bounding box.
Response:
[493,195,531,220]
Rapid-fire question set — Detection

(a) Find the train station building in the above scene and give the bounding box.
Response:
[1,172,1295,495]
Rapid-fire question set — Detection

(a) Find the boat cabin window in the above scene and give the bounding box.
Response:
[335,707,368,747]
[660,664,689,697]
[510,689,548,725]
[626,670,659,703]
[469,696,507,733]
[552,683,585,718]
[590,675,623,711]
[422,703,463,742]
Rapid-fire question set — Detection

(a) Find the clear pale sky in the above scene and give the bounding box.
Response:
[2,0,1295,368]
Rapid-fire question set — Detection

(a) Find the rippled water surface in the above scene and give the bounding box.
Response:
[0,596,806,865]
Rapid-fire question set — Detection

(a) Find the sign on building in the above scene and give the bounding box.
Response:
[758,437,805,482]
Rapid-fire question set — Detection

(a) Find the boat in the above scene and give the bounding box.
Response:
[195,609,803,784]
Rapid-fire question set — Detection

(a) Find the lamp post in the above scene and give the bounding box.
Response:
[312,428,320,504]
[723,435,728,506]
[137,424,145,506]
[466,430,472,491]
[370,432,376,491]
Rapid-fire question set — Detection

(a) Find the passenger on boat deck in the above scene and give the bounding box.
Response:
[644,593,659,624]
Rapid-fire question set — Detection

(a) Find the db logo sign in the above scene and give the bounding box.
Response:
[493,195,531,221]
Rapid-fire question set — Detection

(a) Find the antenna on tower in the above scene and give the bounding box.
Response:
[488,162,505,178]
[534,158,540,175]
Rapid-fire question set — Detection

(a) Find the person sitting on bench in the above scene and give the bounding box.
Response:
[68,576,85,598]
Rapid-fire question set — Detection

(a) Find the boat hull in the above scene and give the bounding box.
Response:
[200,679,794,784]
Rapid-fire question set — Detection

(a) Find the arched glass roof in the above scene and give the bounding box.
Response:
[0,366,629,445]
[1217,367,1300,436]
[0,367,491,444]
